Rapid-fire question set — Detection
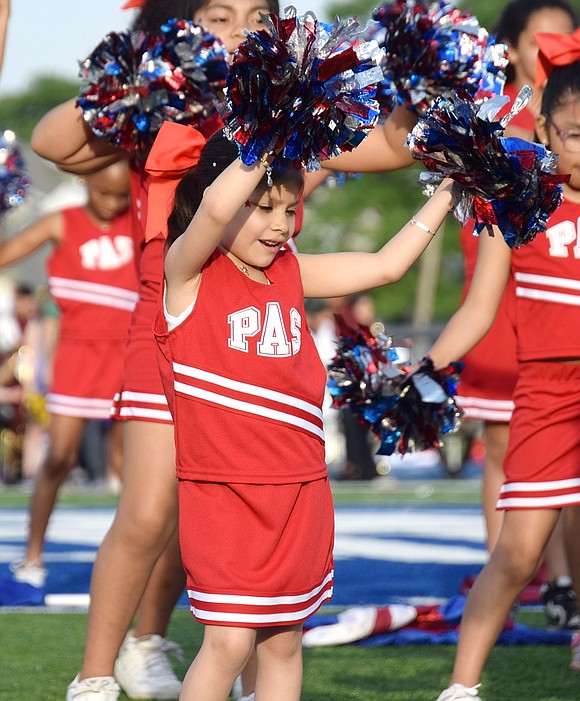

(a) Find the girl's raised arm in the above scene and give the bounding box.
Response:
[30,100,122,174]
[297,178,454,298]
[428,227,512,368]
[164,157,269,307]
[0,211,63,267]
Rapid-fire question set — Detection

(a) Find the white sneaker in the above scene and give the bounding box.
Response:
[66,674,120,700]
[9,559,47,588]
[114,631,183,700]
[232,676,244,701]
[435,683,482,700]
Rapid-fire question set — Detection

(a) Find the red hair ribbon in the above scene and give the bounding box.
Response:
[535,28,580,86]
[121,0,145,9]
[144,122,206,241]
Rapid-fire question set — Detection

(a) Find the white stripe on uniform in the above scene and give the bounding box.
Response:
[173,362,324,440]
[48,276,138,311]
[515,272,580,307]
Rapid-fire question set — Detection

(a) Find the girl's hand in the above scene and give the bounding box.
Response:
[435,177,456,211]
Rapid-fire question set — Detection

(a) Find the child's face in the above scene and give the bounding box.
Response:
[85,163,131,223]
[221,182,301,267]
[509,8,575,86]
[195,0,272,54]
[537,95,580,198]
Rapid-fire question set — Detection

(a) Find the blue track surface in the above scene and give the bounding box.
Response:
[0,502,487,607]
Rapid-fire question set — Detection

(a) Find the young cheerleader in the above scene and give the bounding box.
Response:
[0,160,136,589]
[430,35,580,701]
[28,2,418,699]
[495,0,578,139]
[456,0,578,628]
[154,127,454,701]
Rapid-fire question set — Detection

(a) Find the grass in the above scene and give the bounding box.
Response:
[0,609,578,701]
[0,471,483,509]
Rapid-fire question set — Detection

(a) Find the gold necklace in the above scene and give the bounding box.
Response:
[229,252,255,277]
[222,248,270,284]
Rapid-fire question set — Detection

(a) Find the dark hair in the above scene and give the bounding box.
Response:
[540,60,580,117]
[493,0,578,83]
[133,0,280,31]
[167,130,304,247]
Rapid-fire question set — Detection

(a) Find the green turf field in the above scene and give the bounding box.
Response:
[0,608,577,700]
[0,475,484,509]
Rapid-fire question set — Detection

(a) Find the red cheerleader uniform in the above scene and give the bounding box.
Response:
[498,198,580,509]
[110,161,174,423]
[154,249,334,627]
[46,207,138,419]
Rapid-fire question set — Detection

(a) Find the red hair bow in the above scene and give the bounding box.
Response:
[144,122,206,241]
[121,0,145,9]
[535,27,580,86]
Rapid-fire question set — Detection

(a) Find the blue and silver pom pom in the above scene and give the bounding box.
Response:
[77,19,229,152]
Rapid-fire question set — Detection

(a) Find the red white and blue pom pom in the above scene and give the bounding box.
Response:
[327,317,401,406]
[370,0,508,115]
[407,88,567,248]
[380,356,463,455]
[77,19,229,152]
[327,319,463,456]
[0,129,29,214]
[220,8,383,171]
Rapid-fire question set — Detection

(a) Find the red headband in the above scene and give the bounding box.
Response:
[144,122,206,242]
[121,0,145,9]
[535,28,580,86]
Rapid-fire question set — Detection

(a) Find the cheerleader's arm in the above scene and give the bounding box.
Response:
[428,228,512,368]
[31,99,123,174]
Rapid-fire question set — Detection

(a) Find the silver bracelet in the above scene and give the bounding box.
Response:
[410,216,435,236]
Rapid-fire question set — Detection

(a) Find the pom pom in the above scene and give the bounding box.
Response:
[370,0,508,115]
[0,129,29,214]
[220,7,383,171]
[359,18,396,119]
[407,88,568,248]
[327,316,401,407]
[382,356,463,455]
[77,19,229,152]
[327,318,463,456]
